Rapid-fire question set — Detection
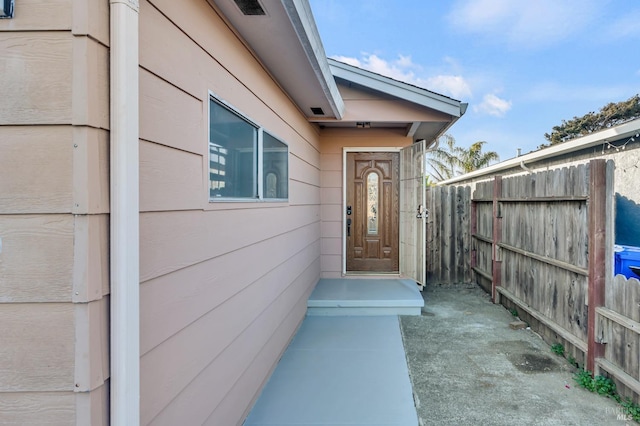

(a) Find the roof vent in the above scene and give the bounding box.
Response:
[233,0,265,15]
[310,107,324,115]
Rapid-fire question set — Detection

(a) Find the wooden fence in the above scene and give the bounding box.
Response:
[596,274,640,402]
[429,159,640,402]
[471,163,597,369]
[425,185,471,284]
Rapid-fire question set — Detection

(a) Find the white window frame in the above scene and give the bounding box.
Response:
[208,91,289,202]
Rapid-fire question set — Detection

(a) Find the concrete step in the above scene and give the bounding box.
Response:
[307,278,424,316]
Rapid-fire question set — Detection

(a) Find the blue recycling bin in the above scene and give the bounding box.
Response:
[614,245,640,279]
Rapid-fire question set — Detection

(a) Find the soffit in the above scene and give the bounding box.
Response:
[210,0,344,119]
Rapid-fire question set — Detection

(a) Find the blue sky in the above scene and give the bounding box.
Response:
[309,0,640,161]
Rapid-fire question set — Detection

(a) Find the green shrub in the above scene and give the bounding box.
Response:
[594,375,617,399]
[621,398,640,422]
[551,343,565,356]
[573,369,640,422]
[574,369,595,392]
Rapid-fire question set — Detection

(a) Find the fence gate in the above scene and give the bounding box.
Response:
[400,141,426,288]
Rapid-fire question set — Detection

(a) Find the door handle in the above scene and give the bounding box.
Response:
[416,204,425,219]
[347,218,351,237]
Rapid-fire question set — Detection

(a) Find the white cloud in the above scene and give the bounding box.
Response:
[331,55,362,68]
[332,54,417,82]
[356,54,421,84]
[424,75,472,99]
[330,53,472,99]
[396,54,415,68]
[448,0,602,48]
[474,94,512,117]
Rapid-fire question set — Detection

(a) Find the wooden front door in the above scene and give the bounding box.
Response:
[346,152,400,272]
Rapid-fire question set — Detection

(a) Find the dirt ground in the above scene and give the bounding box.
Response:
[400,283,631,426]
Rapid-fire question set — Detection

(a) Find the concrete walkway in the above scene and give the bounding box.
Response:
[246,281,628,425]
[401,283,624,426]
[244,315,418,426]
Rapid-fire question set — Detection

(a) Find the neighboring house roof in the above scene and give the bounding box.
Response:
[211,0,466,143]
[438,118,640,185]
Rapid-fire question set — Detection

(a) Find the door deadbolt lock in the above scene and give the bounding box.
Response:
[417,204,425,219]
[346,205,352,215]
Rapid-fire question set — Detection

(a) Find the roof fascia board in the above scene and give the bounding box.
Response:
[282,0,345,119]
[440,104,467,134]
[420,106,468,142]
[438,118,640,185]
[329,58,462,117]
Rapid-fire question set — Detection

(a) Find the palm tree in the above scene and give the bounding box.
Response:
[426,135,499,181]
[426,134,460,181]
[458,141,500,174]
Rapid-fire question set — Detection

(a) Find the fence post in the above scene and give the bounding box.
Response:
[492,176,503,303]
[587,160,607,373]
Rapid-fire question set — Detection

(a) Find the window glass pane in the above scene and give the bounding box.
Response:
[367,172,378,234]
[263,132,288,199]
[209,100,257,198]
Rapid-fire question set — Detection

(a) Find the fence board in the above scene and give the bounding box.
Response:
[599,275,640,398]
[470,180,493,291]
[426,186,471,284]
[455,187,468,280]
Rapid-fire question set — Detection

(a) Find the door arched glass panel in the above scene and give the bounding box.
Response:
[367,172,379,235]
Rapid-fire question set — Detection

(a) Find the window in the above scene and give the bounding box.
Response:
[263,132,288,200]
[209,96,288,201]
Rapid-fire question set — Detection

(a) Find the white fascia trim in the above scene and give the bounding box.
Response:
[438,118,640,185]
[329,58,463,117]
[430,105,468,140]
[282,0,345,119]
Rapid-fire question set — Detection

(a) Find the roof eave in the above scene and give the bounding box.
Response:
[282,0,345,119]
[410,103,468,148]
[328,58,464,118]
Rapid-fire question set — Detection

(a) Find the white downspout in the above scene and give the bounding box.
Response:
[110,1,140,425]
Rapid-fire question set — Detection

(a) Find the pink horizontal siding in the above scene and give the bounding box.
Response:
[138,0,321,424]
